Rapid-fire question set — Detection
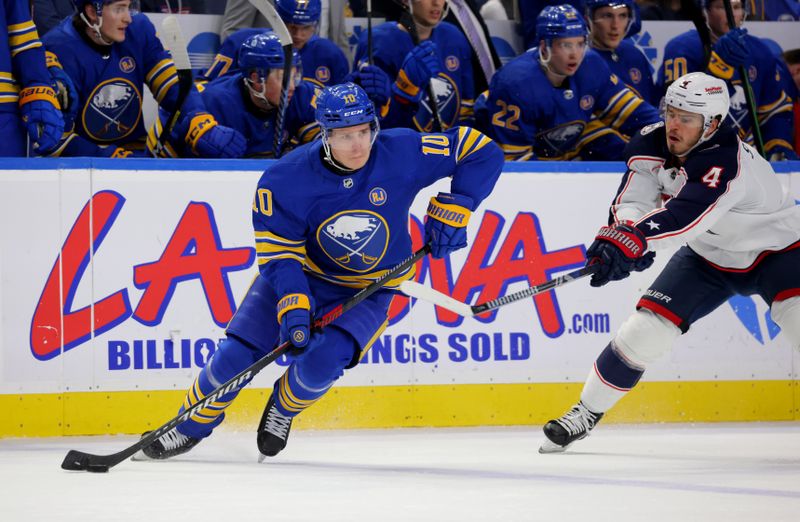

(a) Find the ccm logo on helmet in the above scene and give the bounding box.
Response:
[343,109,365,117]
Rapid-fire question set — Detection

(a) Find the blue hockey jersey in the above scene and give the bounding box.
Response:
[200,28,349,88]
[252,126,503,300]
[656,29,794,157]
[43,14,203,156]
[353,21,475,132]
[0,0,52,113]
[148,74,320,158]
[593,40,656,106]
[482,48,660,160]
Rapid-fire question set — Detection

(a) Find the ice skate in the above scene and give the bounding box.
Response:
[132,428,201,460]
[539,401,604,454]
[257,394,293,461]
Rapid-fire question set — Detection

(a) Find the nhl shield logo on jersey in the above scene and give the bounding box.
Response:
[317,211,389,272]
[83,78,142,142]
[119,57,136,73]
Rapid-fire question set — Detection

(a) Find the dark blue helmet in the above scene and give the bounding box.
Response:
[275,0,322,25]
[238,32,300,75]
[536,4,589,44]
[71,0,140,16]
[315,82,377,131]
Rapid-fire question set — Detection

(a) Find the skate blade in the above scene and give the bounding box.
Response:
[538,439,571,454]
[257,453,267,463]
[130,449,153,461]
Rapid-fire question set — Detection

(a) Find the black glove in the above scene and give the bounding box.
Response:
[586,223,655,287]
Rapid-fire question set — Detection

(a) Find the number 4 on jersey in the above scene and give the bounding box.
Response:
[701,166,723,188]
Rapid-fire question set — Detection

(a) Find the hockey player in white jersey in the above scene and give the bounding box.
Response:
[540,72,800,453]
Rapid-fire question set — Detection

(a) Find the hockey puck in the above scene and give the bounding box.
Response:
[86,463,110,473]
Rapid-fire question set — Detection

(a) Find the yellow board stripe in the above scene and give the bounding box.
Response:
[3,380,798,437]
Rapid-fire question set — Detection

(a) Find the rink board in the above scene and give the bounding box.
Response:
[1,158,798,436]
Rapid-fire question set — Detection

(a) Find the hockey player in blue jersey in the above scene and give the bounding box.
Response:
[585,0,656,105]
[42,0,238,158]
[147,32,317,158]
[539,72,800,454]
[0,0,65,156]
[200,0,348,89]
[135,82,504,460]
[480,4,659,161]
[353,0,475,132]
[656,0,795,160]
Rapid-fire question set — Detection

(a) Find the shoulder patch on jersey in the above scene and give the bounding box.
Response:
[445,56,460,71]
[580,95,594,111]
[119,57,136,73]
[315,66,331,83]
[369,187,387,206]
[317,211,389,273]
[629,68,641,84]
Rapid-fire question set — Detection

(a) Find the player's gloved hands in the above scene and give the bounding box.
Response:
[18,83,65,154]
[586,222,655,287]
[709,28,749,79]
[277,293,314,350]
[186,114,246,158]
[393,40,441,103]
[48,66,78,128]
[346,64,391,108]
[424,192,474,259]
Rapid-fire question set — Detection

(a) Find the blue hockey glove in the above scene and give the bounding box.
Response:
[424,192,474,259]
[186,114,247,158]
[347,64,391,108]
[709,28,749,79]
[277,293,313,350]
[586,222,655,287]
[393,40,441,103]
[768,146,799,161]
[49,66,78,129]
[18,83,65,154]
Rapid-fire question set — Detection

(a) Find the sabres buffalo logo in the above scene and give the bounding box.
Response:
[82,78,142,142]
[317,211,389,272]
[413,73,461,131]
[535,120,585,158]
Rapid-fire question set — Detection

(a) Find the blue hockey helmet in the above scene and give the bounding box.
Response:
[315,83,379,163]
[275,0,322,25]
[71,0,140,16]
[536,4,589,45]
[238,32,301,76]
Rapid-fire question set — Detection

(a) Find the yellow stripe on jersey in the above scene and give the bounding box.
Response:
[599,89,638,129]
[764,139,794,154]
[302,258,416,289]
[145,59,172,83]
[151,70,179,103]
[8,21,41,57]
[277,372,324,413]
[255,231,307,266]
[45,51,62,68]
[296,121,321,143]
[358,318,389,361]
[455,126,492,163]
[499,142,532,161]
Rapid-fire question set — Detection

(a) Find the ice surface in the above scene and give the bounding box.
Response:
[3,423,800,521]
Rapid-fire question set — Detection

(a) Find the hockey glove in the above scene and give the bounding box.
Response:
[19,83,65,154]
[186,114,247,158]
[48,66,78,128]
[392,40,441,103]
[277,293,313,350]
[424,192,474,259]
[709,28,749,80]
[768,146,799,162]
[586,223,655,287]
[347,64,391,108]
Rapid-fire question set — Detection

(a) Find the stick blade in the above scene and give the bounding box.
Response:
[61,450,110,473]
[160,15,191,70]
[399,281,474,317]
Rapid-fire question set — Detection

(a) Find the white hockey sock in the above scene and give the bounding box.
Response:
[580,364,630,413]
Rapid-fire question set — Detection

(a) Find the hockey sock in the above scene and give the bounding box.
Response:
[272,326,357,417]
[581,342,645,413]
[176,336,259,439]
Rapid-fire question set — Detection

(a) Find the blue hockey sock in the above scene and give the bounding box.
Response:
[273,326,356,417]
[594,342,645,391]
[176,335,259,439]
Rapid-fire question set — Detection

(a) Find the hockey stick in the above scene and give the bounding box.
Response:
[247,0,293,158]
[722,0,765,157]
[367,0,373,64]
[682,0,712,68]
[153,15,193,157]
[398,1,444,132]
[61,244,431,473]
[446,0,500,88]
[399,264,597,317]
